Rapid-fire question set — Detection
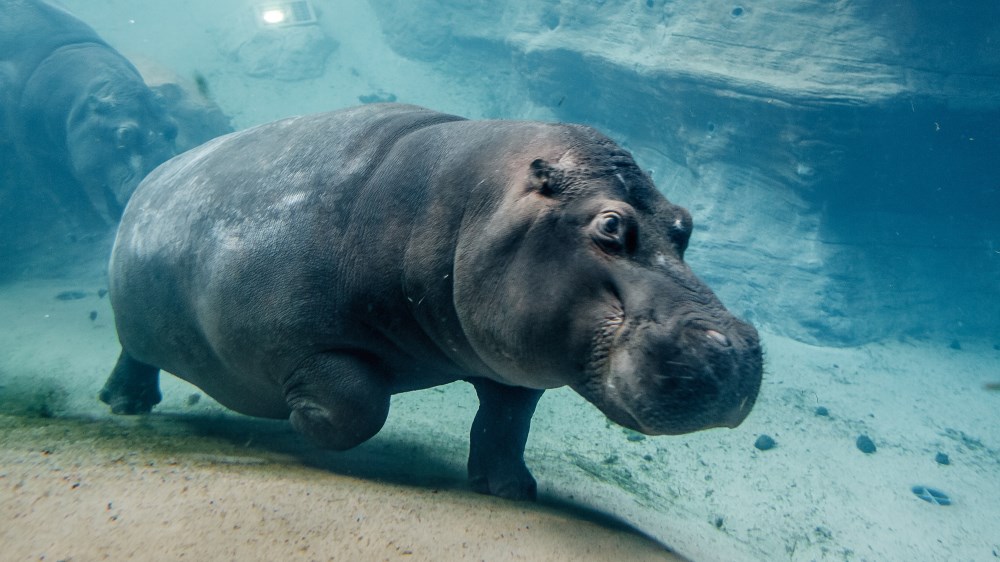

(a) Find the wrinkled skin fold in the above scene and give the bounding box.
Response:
[101,103,763,501]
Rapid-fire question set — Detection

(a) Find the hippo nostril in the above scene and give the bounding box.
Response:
[705,329,730,347]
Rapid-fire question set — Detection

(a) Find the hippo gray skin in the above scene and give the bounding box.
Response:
[0,0,178,224]
[100,103,763,500]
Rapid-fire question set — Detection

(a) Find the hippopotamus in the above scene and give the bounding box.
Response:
[100,103,763,500]
[0,0,178,224]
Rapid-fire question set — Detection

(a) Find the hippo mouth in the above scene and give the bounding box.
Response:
[109,156,144,205]
[581,309,651,432]
[581,306,658,427]
[585,306,626,381]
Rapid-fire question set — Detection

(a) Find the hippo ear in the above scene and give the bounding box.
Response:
[529,158,560,196]
[88,93,117,115]
[151,83,184,106]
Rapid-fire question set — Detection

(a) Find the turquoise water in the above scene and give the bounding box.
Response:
[2,2,998,560]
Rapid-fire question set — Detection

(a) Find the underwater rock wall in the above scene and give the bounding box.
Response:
[371,0,1000,345]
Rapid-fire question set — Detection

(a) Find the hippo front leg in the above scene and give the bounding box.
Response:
[467,378,544,501]
[283,352,391,451]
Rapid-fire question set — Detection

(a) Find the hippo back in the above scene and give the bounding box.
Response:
[111,104,466,416]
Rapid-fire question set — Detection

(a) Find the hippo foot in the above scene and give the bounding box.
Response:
[469,461,538,501]
[99,350,161,415]
[98,384,160,414]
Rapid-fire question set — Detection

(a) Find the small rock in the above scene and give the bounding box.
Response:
[912,485,951,506]
[358,91,397,104]
[935,452,950,465]
[815,406,829,417]
[55,290,87,301]
[856,434,876,454]
[89,310,98,322]
[754,434,776,451]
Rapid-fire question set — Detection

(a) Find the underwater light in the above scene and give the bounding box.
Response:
[254,1,317,28]
[260,8,286,25]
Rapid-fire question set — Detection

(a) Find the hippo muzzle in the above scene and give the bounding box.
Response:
[575,268,763,436]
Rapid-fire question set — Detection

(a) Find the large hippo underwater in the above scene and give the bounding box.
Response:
[101,103,763,500]
[0,0,178,223]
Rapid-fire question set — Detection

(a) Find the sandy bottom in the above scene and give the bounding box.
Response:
[0,414,674,561]
[2,269,1000,562]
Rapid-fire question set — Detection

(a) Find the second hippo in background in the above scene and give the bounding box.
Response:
[0,0,179,224]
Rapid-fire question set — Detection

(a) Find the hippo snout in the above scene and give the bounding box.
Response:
[698,323,761,428]
[578,312,763,436]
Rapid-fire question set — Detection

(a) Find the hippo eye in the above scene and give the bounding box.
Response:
[600,213,621,236]
[116,125,139,149]
[592,211,633,253]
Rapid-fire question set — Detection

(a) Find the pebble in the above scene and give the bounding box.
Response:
[815,406,829,417]
[754,434,776,451]
[935,452,950,465]
[912,486,951,506]
[625,430,646,442]
[856,434,876,454]
[55,290,87,301]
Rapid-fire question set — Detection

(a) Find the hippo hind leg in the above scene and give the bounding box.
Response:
[99,350,162,414]
[467,378,544,501]
[283,352,391,451]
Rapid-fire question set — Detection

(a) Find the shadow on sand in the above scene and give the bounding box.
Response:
[0,407,662,549]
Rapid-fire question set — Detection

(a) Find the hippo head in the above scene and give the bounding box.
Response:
[66,78,178,221]
[454,127,762,435]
